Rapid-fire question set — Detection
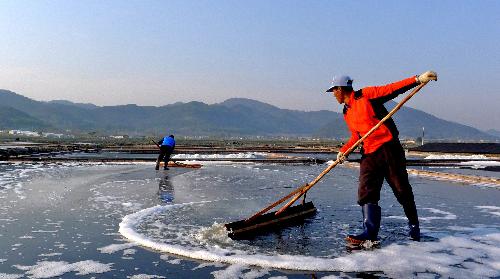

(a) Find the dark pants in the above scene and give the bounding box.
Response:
[156,146,174,168]
[358,139,419,224]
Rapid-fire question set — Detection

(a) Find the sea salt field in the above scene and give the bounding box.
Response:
[0,157,499,278]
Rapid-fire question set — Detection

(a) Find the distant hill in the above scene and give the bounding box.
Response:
[218,98,337,136]
[0,89,97,131]
[486,129,500,138]
[47,100,98,110]
[387,101,492,140]
[0,105,51,130]
[0,89,497,140]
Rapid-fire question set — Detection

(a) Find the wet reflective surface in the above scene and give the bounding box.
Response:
[0,161,499,278]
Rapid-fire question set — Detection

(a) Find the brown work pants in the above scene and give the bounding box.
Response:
[358,139,419,224]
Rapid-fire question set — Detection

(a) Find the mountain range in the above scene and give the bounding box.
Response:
[0,89,496,140]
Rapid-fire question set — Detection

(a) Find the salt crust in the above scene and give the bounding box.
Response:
[13,260,113,278]
[128,274,166,279]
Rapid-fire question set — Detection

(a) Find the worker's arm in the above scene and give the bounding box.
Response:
[157,139,163,145]
[340,130,360,154]
[362,77,418,100]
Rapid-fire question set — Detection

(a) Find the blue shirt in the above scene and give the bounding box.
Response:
[161,136,175,147]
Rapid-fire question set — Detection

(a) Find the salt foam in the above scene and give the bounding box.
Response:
[119,203,500,278]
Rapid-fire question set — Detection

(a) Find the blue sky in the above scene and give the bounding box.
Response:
[0,0,499,130]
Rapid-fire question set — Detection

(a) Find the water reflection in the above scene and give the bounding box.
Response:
[273,223,312,255]
[158,175,174,203]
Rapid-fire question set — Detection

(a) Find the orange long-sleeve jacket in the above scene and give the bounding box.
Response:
[340,76,418,155]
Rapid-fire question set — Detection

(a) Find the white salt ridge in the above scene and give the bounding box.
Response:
[119,204,500,278]
[386,207,457,221]
[172,152,268,159]
[13,260,113,278]
[211,264,270,279]
[128,275,166,279]
[192,262,225,270]
[421,208,457,221]
[31,230,58,233]
[167,259,182,265]
[0,273,23,279]
[476,205,500,217]
[98,242,136,254]
[424,154,489,160]
[460,160,500,168]
[39,253,63,257]
[123,249,136,256]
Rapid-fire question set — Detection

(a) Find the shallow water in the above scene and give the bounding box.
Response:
[0,161,499,278]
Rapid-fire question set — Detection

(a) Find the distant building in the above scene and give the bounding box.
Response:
[42,132,64,138]
[110,135,129,139]
[8,130,40,137]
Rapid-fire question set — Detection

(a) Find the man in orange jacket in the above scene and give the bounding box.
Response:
[326,71,437,246]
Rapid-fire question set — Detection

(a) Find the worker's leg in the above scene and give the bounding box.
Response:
[358,150,385,206]
[162,146,172,170]
[347,149,384,244]
[384,140,420,241]
[156,150,165,170]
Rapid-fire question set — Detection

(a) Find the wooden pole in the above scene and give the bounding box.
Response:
[151,139,160,149]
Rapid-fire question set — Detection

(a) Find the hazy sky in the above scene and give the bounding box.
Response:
[0,1,499,130]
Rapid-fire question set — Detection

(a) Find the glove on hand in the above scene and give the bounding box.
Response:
[337,151,346,163]
[417,71,438,83]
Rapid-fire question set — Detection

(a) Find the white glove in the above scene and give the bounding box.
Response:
[417,71,438,83]
[337,151,346,163]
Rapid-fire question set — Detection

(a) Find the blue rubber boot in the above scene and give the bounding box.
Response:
[402,201,420,241]
[346,203,381,245]
[409,223,420,241]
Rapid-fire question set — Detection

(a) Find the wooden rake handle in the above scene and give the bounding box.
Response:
[248,81,428,221]
[151,139,161,149]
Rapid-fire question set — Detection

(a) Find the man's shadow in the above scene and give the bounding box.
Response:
[158,175,174,203]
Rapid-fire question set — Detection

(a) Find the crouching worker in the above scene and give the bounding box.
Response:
[325,71,437,246]
[155,135,176,170]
